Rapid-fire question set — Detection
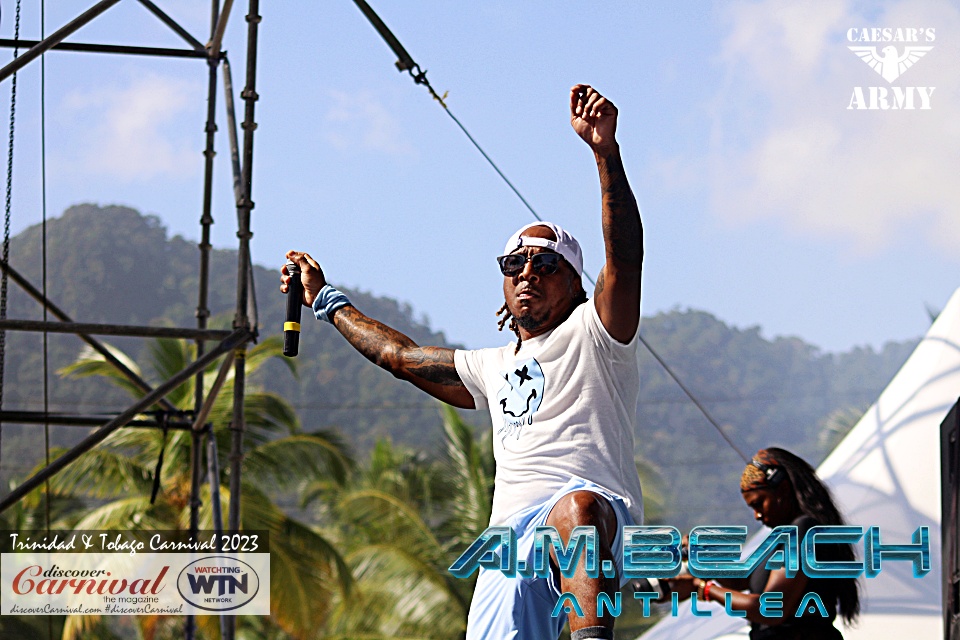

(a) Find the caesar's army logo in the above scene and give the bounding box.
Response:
[846,27,935,110]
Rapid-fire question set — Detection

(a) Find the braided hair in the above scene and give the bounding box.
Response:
[760,447,861,624]
[496,301,522,354]
[496,289,588,355]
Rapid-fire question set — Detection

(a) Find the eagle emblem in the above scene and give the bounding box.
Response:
[848,45,933,83]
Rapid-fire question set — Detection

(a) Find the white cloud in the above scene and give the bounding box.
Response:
[59,73,201,182]
[323,89,416,156]
[708,0,960,254]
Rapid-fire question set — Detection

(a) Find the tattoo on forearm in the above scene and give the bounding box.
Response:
[597,150,643,267]
[401,347,462,385]
[333,306,463,386]
[332,306,391,364]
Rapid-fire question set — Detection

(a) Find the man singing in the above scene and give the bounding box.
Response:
[282,84,644,640]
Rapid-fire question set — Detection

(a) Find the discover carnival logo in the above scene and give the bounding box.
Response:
[846,27,935,110]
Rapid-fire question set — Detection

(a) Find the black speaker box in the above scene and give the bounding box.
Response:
[941,397,960,640]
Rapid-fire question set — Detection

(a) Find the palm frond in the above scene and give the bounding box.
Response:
[0,477,83,532]
[359,438,445,509]
[57,343,147,400]
[440,405,493,547]
[146,337,195,408]
[236,483,353,634]
[46,446,153,500]
[244,432,353,490]
[247,334,298,379]
[207,390,300,444]
[61,614,106,640]
[49,330,359,638]
[337,488,444,562]
[635,455,667,524]
[71,496,176,530]
[333,545,467,638]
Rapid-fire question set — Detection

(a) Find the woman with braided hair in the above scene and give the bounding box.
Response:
[672,448,860,639]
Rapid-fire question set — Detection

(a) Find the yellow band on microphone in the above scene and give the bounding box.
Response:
[284,322,301,332]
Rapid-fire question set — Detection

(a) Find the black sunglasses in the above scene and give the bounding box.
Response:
[497,252,562,277]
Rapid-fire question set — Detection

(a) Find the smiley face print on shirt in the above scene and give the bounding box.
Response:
[495,358,545,442]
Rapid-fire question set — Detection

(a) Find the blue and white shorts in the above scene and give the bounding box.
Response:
[465,477,637,640]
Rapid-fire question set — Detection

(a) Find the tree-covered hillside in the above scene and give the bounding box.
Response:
[0,204,456,482]
[635,310,916,527]
[0,205,918,528]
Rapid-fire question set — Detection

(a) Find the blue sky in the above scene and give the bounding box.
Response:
[4,0,959,352]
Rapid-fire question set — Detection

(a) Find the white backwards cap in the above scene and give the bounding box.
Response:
[502,222,583,277]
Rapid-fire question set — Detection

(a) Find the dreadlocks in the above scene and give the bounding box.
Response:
[496,302,522,354]
[496,290,588,355]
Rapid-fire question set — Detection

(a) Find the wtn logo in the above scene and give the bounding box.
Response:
[186,572,249,596]
[176,556,262,612]
[846,27,935,110]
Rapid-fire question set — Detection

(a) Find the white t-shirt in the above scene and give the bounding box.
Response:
[454,301,644,526]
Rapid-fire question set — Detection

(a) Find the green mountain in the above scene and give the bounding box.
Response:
[634,310,916,527]
[0,204,456,482]
[0,204,918,528]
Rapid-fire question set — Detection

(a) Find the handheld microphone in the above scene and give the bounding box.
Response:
[283,260,303,357]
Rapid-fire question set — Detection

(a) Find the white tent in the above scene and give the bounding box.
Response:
[639,286,960,639]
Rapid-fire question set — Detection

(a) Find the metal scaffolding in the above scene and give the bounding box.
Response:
[0,1,262,638]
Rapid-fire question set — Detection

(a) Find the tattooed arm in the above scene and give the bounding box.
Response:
[331,306,475,408]
[281,250,475,409]
[570,84,643,343]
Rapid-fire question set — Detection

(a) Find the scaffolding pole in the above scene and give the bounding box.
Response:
[187,2,224,635]
[0,411,193,429]
[222,57,244,206]
[206,429,229,639]
[209,0,235,57]
[0,39,210,59]
[0,318,232,340]
[0,5,260,638]
[223,2,261,637]
[188,350,236,563]
[0,328,250,514]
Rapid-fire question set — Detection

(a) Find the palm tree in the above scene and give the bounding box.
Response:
[0,479,81,640]
[53,335,353,640]
[817,406,864,458]
[634,456,667,525]
[308,405,669,639]
[304,405,493,639]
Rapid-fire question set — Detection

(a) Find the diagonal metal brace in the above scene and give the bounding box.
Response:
[192,350,235,432]
[0,0,123,84]
[0,328,252,514]
[136,0,206,51]
[0,259,178,412]
[350,0,446,106]
[208,0,235,59]
[352,0,416,72]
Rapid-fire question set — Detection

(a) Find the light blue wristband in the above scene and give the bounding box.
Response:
[312,285,352,324]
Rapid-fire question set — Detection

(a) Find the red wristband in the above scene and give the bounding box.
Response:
[704,581,712,600]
